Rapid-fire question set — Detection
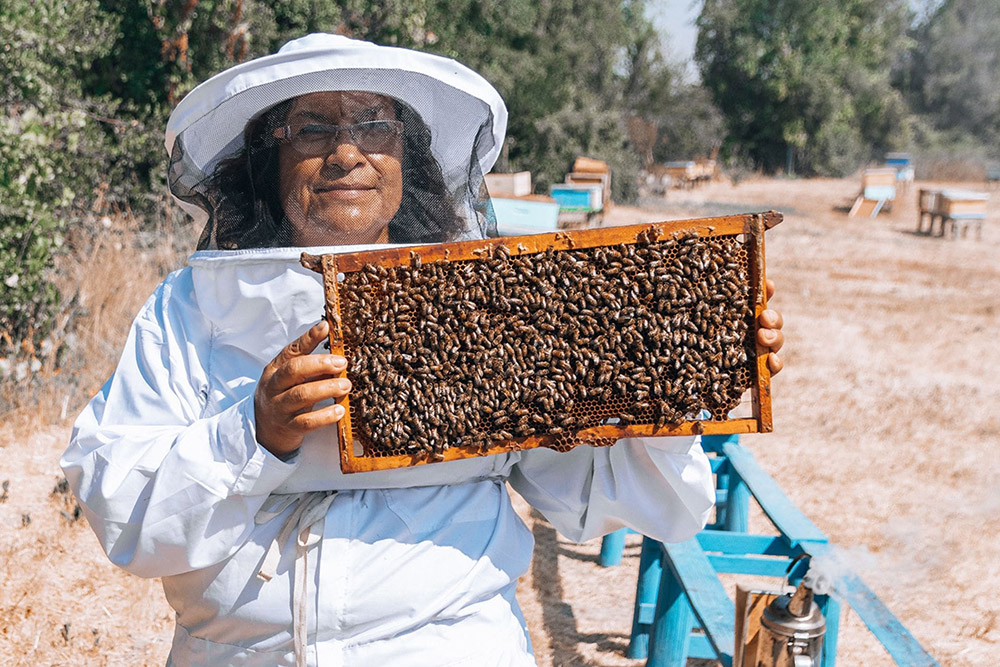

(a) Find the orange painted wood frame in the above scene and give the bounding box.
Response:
[302,211,781,473]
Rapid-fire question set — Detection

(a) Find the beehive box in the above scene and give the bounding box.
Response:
[861,168,897,202]
[939,190,988,217]
[485,171,532,197]
[695,159,717,181]
[492,197,561,236]
[566,172,612,208]
[302,212,781,473]
[550,183,603,212]
[664,161,698,182]
[918,188,941,215]
[862,168,898,189]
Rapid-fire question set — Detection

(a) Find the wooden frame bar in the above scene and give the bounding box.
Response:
[304,211,781,473]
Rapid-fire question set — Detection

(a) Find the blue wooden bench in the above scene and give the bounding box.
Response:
[599,434,747,568]
[599,435,940,666]
[599,433,748,569]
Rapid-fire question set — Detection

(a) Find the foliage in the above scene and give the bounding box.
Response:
[0,1,118,362]
[695,0,914,175]
[900,0,1000,155]
[650,83,726,163]
[420,0,681,201]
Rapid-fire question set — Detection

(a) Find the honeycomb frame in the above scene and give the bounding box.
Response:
[302,212,780,473]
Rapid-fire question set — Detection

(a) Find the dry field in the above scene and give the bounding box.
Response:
[2,176,998,665]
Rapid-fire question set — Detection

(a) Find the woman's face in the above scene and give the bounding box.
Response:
[278,91,403,246]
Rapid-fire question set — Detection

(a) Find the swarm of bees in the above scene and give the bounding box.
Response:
[338,231,755,461]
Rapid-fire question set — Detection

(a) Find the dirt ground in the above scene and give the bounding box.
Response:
[2,176,998,665]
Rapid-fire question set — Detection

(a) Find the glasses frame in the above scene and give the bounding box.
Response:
[273,119,404,156]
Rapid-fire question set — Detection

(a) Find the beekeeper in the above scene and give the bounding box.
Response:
[62,34,785,666]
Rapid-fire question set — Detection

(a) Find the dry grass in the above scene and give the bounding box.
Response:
[2,178,998,665]
[0,428,173,666]
[1,214,189,665]
[2,212,192,427]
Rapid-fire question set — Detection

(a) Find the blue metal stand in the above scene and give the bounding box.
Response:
[649,558,694,665]
[626,537,663,659]
[599,527,628,567]
[607,434,939,666]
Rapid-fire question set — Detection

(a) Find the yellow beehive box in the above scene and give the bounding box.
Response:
[862,168,897,189]
[939,190,988,217]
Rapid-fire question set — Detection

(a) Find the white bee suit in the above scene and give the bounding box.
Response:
[62,246,715,666]
[64,31,715,667]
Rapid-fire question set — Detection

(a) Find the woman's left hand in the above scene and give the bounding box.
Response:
[756,278,784,375]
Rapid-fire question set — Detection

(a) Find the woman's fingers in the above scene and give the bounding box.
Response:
[758,305,784,370]
[767,352,784,376]
[759,308,783,331]
[276,377,352,413]
[261,320,347,392]
[759,281,784,375]
[269,353,346,393]
[757,290,785,375]
[255,321,349,456]
[275,320,329,363]
[757,325,784,353]
[288,403,346,432]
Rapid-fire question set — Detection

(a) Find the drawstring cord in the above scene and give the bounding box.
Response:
[256,491,338,667]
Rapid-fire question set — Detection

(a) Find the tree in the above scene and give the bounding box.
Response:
[0,1,118,362]
[421,0,686,200]
[651,84,726,164]
[696,0,913,175]
[902,0,1000,150]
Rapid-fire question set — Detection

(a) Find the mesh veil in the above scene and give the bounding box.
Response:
[166,35,505,250]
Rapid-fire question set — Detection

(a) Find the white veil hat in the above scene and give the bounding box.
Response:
[165,33,508,233]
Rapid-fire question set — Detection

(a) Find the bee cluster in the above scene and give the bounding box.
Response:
[340,231,755,460]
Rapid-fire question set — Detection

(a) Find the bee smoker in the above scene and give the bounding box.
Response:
[753,580,826,666]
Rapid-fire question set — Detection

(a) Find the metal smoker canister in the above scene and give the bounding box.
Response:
[756,581,826,667]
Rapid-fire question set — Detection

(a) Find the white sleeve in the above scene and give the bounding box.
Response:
[507,436,715,544]
[60,275,299,578]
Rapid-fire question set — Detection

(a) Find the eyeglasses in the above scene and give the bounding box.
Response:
[273,120,403,156]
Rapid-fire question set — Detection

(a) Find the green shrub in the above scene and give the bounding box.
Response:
[0,1,116,375]
[0,109,70,360]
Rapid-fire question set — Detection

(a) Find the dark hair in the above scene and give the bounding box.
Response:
[200,97,466,250]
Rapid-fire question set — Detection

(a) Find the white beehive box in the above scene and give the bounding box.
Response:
[485,171,532,197]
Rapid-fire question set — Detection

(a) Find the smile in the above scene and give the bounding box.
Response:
[315,185,377,200]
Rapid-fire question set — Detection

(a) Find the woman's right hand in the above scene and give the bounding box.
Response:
[254,320,351,458]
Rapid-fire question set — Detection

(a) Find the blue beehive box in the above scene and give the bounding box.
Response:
[885,152,915,183]
[491,197,561,236]
[550,184,603,212]
[885,152,912,168]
